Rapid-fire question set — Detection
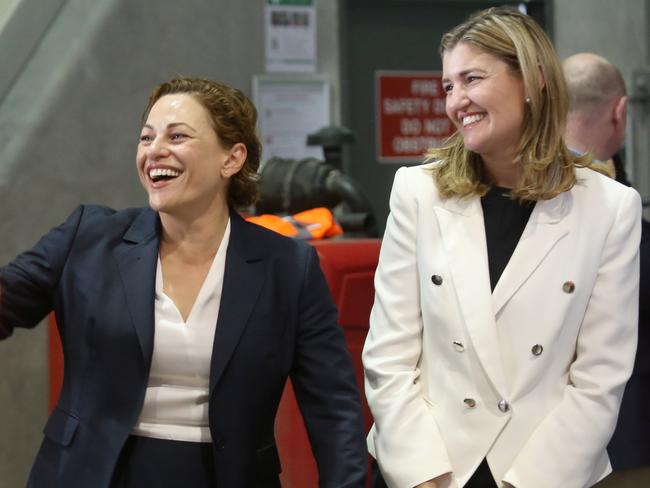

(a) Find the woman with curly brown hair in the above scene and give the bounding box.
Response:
[0,77,367,487]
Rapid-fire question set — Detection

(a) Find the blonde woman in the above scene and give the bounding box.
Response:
[363,7,641,488]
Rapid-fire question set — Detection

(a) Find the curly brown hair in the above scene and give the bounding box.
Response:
[143,76,261,208]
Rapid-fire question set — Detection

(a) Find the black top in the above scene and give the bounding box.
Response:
[481,186,536,291]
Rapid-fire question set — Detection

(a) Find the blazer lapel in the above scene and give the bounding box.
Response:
[209,211,265,394]
[434,197,508,397]
[113,209,159,366]
[492,192,571,315]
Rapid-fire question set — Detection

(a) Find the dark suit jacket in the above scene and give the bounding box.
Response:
[0,205,367,488]
[608,218,650,471]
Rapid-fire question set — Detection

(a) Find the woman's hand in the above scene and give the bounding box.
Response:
[414,472,453,488]
[414,482,436,488]
[415,474,452,488]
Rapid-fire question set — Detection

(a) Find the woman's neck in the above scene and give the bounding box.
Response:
[159,202,230,265]
[481,153,520,188]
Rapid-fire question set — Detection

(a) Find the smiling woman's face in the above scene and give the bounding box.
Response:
[136,93,232,216]
[442,42,526,168]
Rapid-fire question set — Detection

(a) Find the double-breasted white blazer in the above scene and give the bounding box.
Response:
[363,163,641,488]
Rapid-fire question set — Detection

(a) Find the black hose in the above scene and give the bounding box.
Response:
[256,157,377,237]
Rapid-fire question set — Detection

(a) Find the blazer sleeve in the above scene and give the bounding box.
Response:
[0,206,83,339]
[503,187,642,488]
[362,167,452,488]
[290,244,368,488]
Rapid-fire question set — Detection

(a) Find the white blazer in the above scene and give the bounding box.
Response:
[363,163,641,488]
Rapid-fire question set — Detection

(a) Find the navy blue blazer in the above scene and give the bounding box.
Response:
[0,205,367,487]
[608,218,650,471]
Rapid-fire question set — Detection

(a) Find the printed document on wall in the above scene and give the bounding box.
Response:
[253,75,330,164]
[265,0,316,73]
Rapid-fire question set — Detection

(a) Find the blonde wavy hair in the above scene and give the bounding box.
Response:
[429,6,591,200]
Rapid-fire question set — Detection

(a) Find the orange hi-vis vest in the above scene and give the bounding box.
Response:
[247,207,343,240]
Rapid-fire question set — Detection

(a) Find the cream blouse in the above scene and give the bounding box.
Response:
[132,220,230,442]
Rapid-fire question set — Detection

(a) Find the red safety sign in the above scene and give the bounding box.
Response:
[375,71,455,163]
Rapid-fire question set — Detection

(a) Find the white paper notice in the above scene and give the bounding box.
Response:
[265,0,316,73]
[253,76,330,163]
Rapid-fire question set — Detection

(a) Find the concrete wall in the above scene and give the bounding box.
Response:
[0,0,339,485]
[0,0,16,23]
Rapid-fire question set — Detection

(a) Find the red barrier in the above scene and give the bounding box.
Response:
[275,239,380,486]
[48,238,381,486]
[310,238,379,436]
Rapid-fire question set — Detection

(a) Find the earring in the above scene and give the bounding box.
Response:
[525,97,531,103]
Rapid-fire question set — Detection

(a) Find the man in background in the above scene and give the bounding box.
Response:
[564,52,650,487]
[564,52,627,175]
